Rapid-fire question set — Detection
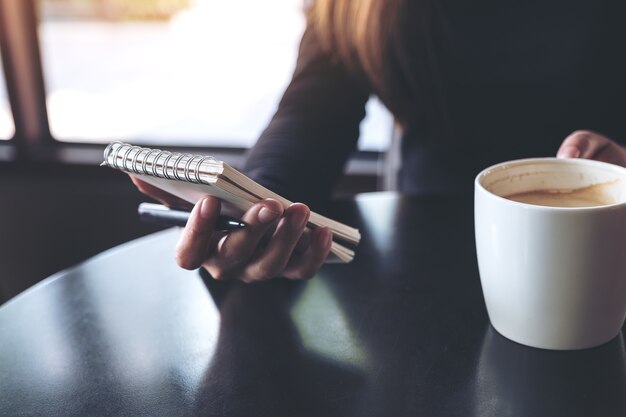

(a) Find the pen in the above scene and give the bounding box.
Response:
[138,203,246,231]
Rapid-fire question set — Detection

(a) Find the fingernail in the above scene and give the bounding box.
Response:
[200,198,213,219]
[258,205,280,223]
[558,146,581,159]
[290,209,309,229]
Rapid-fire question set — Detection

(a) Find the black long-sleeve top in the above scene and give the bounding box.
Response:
[244,0,626,208]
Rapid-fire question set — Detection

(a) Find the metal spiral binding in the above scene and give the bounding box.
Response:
[131,147,149,174]
[111,142,125,169]
[171,153,183,181]
[150,149,162,177]
[141,149,159,175]
[103,142,216,185]
[102,141,117,166]
[183,155,197,183]
[194,157,214,183]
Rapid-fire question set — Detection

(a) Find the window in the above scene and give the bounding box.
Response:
[39,0,392,150]
[0,54,15,140]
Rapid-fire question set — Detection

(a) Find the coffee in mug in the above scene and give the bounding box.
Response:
[505,182,618,207]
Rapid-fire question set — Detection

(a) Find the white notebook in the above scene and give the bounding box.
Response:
[102,142,360,263]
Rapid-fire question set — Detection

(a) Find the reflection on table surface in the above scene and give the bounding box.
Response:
[0,193,624,417]
[474,326,626,417]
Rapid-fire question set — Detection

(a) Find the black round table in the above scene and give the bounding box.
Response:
[1,193,625,417]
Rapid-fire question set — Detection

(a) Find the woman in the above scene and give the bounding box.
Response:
[134,0,626,281]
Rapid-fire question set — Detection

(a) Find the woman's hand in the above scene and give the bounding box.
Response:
[131,177,333,282]
[179,197,333,282]
[557,130,626,167]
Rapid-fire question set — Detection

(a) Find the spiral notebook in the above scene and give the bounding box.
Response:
[102,142,360,263]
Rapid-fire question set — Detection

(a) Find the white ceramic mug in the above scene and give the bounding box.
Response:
[475,158,626,350]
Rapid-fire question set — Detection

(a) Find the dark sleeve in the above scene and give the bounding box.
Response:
[243,24,371,210]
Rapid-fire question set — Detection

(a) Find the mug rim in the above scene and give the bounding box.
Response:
[475,157,626,211]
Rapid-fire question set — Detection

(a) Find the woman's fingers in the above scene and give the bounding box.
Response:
[203,199,284,280]
[175,197,221,270]
[557,130,626,167]
[557,130,609,159]
[283,227,333,280]
[174,197,331,281]
[242,203,310,281]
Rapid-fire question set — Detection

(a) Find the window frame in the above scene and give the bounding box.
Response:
[0,0,49,145]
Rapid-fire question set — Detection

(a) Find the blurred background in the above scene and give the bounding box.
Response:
[0,0,393,303]
[3,0,391,148]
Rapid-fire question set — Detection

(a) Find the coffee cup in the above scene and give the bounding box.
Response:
[475,157,626,350]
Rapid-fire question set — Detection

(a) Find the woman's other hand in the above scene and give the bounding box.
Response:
[557,130,626,167]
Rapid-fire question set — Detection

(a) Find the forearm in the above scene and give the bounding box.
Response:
[244,26,371,210]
